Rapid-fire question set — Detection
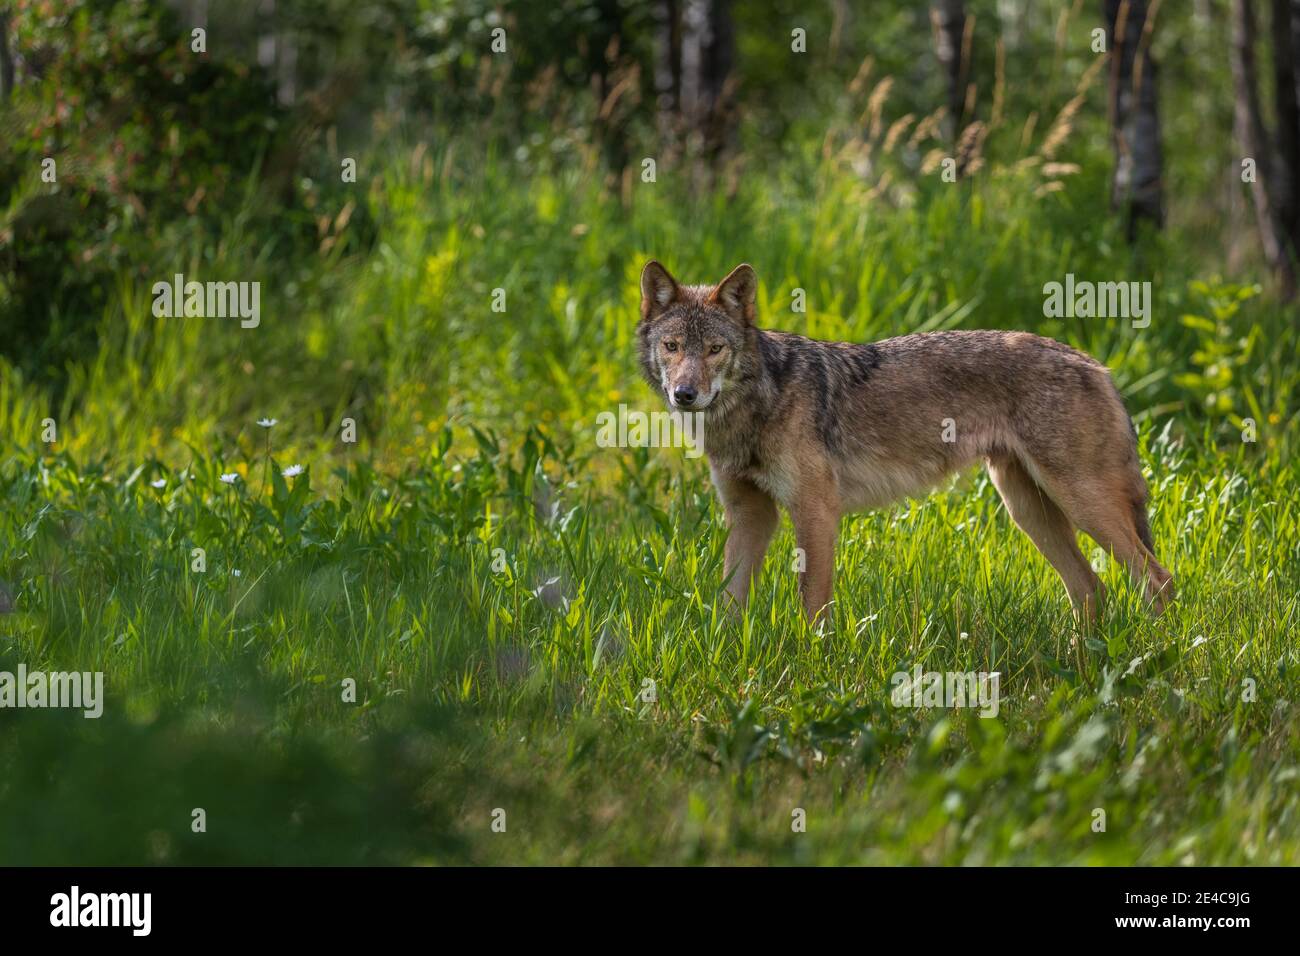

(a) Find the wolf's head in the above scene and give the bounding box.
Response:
[637,261,758,412]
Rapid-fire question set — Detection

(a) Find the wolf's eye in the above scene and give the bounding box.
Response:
[664,341,679,352]
[709,343,724,355]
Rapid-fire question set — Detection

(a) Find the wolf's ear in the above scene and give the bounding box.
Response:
[709,263,757,325]
[640,260,680,319]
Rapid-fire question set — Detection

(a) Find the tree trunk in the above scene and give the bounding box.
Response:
[276,32,297,107]
[0,5,15,100]
[1104,0,1164,237]
[679,0,734,163]
[655,0,682,116]
[1230,0,1297,295]
[1270,0,1300,259]
[593,0,628,173]
[699,0,735,162]
[931,0,968,140]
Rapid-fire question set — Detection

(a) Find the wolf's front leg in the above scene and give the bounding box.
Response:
[714,472,779,611]
[791,494,839,623]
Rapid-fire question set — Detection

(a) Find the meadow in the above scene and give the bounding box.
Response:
[2,43,1299,862]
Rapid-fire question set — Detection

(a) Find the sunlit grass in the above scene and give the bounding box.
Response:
[0,128,1297,864]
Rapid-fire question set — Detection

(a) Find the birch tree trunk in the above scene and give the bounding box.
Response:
[1230,0,1299,296]
[1105,0,1164,237]
[679,0,734,165]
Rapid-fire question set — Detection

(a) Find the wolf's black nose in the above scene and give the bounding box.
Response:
[673,385,697,407]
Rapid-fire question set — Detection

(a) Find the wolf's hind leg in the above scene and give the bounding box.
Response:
[986,454,1103,623]
[1046,479,1174,615]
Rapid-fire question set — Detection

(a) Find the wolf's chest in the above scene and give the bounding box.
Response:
[703,410,800,506]
[711,443,798,506]
[749,462,799,506]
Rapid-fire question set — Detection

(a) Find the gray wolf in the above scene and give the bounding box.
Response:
[637,260,1174,624]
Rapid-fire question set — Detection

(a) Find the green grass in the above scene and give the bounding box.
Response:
[2,117,1298,864]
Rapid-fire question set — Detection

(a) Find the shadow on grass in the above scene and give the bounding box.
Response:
[0,690,478,865]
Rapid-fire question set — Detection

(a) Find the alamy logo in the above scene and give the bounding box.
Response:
[1042,273,1151,328]
[596,404,704,459]
[50,886,151,936]
[0,665,104,718]
[890,666,1001,718]
[151,273,261,328]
